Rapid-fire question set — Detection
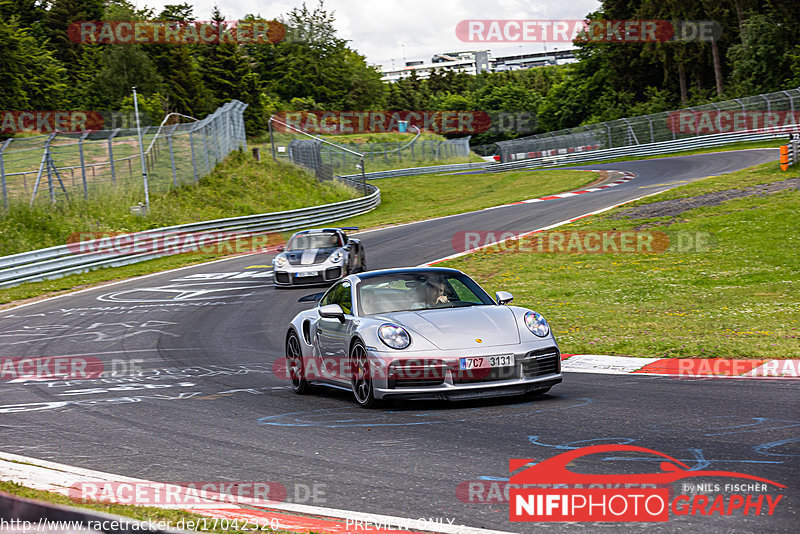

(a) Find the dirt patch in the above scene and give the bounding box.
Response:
[613,178,800,222]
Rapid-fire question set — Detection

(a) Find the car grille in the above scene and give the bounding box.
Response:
[388,360,446,388]
[275,272,290,284]
[522,349,560,377]
[295,274,324,284]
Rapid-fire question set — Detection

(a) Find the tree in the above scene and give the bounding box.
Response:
[43,0,104,71]
[252,1,384,110]
[728,13,794,95]
[144,4,213,117]
[0,17,67,110]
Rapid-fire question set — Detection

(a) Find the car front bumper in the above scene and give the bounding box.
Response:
[365,344,563,401]
[273,265,344,286]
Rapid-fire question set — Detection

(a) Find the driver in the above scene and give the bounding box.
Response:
[421,278,449,306]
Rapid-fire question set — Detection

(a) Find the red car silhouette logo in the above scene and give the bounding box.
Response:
[510,444,785,487]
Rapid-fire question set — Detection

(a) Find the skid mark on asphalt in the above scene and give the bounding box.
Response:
[257,396,593,427]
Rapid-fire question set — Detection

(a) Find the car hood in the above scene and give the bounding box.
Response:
[378,306,520,350]
[285,247,336,265]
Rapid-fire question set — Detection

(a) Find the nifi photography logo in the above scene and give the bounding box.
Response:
[507,445,785,522]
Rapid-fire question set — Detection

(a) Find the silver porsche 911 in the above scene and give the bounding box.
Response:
[272,228,365,287]
[284,267,562,408]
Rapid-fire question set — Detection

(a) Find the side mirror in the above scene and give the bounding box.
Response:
[277,246,285,252]
[496,291,514,305]
[318,303,346,323]
[298,292,324,303]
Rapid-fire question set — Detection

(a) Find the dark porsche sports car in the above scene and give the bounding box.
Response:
[284,267,562,407]
[272,228,366,287]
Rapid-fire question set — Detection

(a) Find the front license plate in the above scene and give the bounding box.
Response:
[295,271,319,278]
[460,354,514,370]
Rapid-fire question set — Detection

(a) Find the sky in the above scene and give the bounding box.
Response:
[136,0,602,68]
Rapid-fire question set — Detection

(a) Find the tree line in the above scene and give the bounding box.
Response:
[1,0,797,142]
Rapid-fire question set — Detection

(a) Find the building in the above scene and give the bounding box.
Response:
[379,49,576,82]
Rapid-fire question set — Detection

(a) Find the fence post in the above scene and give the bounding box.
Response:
[202,124,211,173]
[189,130,200,183]
[167,124,178,186]
[78,131,91,200]
[0,139,13,209]
[268,117,277,161]
[107,128,120,185]
[782,90,795,113]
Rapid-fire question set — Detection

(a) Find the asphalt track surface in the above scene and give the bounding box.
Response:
[1,149,797,533]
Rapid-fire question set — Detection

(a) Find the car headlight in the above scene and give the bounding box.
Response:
[524,311,550,337]
[273,256,287,268]
[378,324,411,349]
[330,251,343,263]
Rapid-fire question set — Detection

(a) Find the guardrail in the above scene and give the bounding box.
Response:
[489,126,788,172]
[0,181,379,289]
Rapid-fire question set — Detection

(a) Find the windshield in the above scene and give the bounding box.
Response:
[357,272,495,315]
[287,233,341,250]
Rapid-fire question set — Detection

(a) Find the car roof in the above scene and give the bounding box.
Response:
[353,267,463,280]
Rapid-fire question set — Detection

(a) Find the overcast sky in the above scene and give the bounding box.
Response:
[137,0,602,68]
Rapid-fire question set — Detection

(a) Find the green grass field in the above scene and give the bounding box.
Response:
[440,162,799,359]
[0,160,592,305]
[339,168,598,229]
[0,151,355,257]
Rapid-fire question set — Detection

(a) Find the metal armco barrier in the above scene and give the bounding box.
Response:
[489,126,787,172]
[780,140,798,171]
[0,182,379,288]
[0,491,188,534]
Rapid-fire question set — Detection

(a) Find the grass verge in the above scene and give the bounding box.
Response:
[0,151,356,257]
[338,168,598,229]
[0,480,292,534]
[440,162,799,359]
[0,167,597,307]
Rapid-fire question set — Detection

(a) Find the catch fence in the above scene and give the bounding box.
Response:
[0,101,247,209]
[267,116,472,179]
[495,88,800,163]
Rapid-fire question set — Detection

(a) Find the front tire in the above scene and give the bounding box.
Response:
[286,331,310,394]
[350,340,379,408]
